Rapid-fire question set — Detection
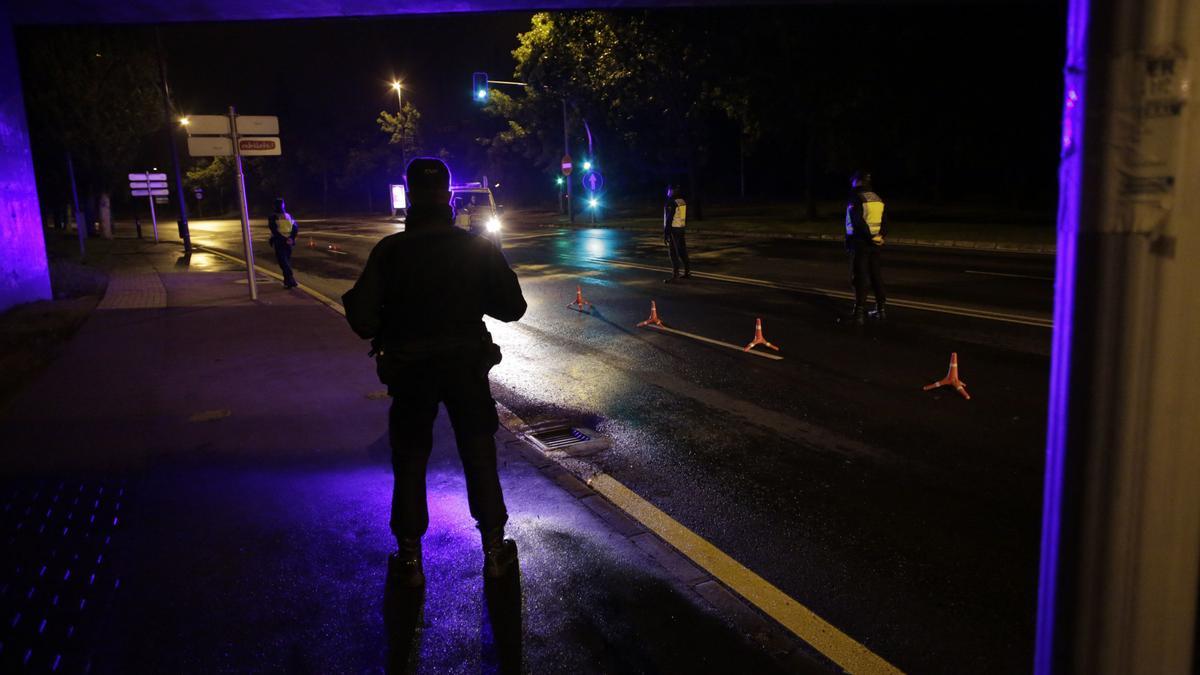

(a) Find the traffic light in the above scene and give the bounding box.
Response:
[555,177,564,186]
[472,72,489,102]
[581,160,592,171]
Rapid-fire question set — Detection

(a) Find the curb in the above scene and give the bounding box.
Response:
[519,221,1056,255]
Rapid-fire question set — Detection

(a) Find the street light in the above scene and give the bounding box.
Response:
[390,80,406,171]
[178,116,190,127]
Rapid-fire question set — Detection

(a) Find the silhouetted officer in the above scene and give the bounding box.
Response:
[845,170,888,324]
[268,198,298,289]
[344,158,527,588]
[663,184,692,282]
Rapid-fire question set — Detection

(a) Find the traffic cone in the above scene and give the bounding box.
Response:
[923,352,971,400]
[567,285,593,312]
[307,237,315,249]
[637,301,664,328]
[743,318,780,352]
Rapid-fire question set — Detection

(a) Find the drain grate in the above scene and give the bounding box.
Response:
[525,426,591,452]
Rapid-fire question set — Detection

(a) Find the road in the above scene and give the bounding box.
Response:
[188,215,1052,674]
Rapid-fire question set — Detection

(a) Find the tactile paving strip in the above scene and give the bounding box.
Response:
[0,480,126,673]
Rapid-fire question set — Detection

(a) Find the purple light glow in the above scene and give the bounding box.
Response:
[0,2,51,312]
[1034,0,1090,672]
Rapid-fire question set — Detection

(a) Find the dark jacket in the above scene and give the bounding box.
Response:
[343,204,526,356]
[845,186,888,248]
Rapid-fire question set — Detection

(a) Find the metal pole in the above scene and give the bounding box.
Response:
[148,186,159,243]
[66,151,85,260]
[563,98,573,224]
[155,26,190,252]
[397,85,405,172]
[230,105,257,300]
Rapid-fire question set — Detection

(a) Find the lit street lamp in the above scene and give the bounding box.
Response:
[391,80,406,170]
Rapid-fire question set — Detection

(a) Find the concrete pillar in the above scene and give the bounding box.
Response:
[1036,0,1200,672]
[0,1,50,313]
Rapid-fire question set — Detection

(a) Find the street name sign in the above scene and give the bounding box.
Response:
[238,137,282,156]
[188,136,234,157]
[236,115,279,135]
[185,115,231,135]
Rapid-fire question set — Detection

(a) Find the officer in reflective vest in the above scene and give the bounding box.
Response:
[844,170,888,324]
[663,184,692,281]
[267,198,299,289]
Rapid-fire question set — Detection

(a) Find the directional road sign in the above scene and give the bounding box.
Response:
[238,137,282,156]
[188,136,234,157]
[184,115,231,135]
[130,181,168,189]
[131,189,170,197]
[581,170,605,193]
[128,172,168,182]
[235,115,279,135]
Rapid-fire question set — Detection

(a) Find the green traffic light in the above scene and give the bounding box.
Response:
[555,177,564,185]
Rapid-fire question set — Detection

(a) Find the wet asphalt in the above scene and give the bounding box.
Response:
[192,217,1052,674]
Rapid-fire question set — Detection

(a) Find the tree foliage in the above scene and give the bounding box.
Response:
[487,11,749,208]
[21,27,164,195]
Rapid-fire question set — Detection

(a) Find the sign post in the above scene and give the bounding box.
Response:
[185,111,280,301]
[128,172,169,243]
[229,106,258,301]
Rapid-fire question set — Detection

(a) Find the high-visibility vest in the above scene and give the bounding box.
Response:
[670,199,687,228]
[845,192,885,244]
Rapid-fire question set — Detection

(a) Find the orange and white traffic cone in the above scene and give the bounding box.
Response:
[637,301,664,328]
[567,285,593,312]
[743,318,780,352]
[923,352,971,400]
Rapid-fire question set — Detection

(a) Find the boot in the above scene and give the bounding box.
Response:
[869,302,887,321]
[388,537,425,588]
[850,305,866,326]
[482,528,519,579]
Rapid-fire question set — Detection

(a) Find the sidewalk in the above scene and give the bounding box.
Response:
[0,239,819,673]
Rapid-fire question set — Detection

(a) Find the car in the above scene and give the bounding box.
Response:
[450,182,503,247]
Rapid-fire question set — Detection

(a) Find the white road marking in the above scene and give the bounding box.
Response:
[571,256,1053,328]
[644,324,784,361]
[963,269,1054,281]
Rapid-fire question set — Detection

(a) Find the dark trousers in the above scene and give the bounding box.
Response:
[667,228,690,275]
[849,244,886,308]
[272,239,296,286]
[387,356,507,542]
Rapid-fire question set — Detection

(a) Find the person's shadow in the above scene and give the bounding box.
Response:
[483,566,523,674]
[384,578,425,674]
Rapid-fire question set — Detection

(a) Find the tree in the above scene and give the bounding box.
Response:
[487,11,750,217]
[377,101,422,166]
[21,27,165,237]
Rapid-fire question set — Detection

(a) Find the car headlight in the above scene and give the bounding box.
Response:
[485,217,502,233]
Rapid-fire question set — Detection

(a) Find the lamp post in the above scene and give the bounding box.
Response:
[392,81,405,170]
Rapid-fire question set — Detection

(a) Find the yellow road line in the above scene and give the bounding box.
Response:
[645,324,784,361]
[588,473,905,675]
[573,256,1052,328]
[195,245,346,316]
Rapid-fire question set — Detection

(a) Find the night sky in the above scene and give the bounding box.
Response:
[18,4,1067,214]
